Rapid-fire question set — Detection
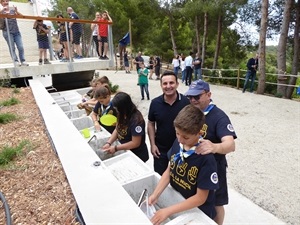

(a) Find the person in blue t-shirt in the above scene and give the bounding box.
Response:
[149,104,218,224]
[33,20,51,65]
[103,92,149,162]
[91,84,117,134]
[185,79,237,225]
[67,7,83,59]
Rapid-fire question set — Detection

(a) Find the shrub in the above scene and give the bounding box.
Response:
[0,113,18,124]
[0,97,20,106]
[0,140,30,165]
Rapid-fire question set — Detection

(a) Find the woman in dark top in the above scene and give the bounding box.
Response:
[148,56,154,79]
[102,92,149,162]
[90,85,117,134]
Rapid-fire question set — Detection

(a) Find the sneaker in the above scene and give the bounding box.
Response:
[38,59,42,65]
[21,62,29,66]
[99,56,104,59]
[76,55,83,59]
[141,98,144,100]
[44,59,51,64]
[103,55,109,60]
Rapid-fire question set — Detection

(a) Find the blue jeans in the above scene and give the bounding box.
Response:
[181,70,186,83]
[194,68,202,80]
[140,83,149,99]
[243,70,256,92]
[2,31,26,62]
[185,66,193,85]
[174,66,179,76]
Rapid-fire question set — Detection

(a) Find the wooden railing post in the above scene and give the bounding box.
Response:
[237,68,240,89]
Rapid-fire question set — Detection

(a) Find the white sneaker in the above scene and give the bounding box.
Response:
[21,62,29,66]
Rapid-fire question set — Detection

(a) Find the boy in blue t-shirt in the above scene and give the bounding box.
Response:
[149,104,219,224]
[33,20,51,65]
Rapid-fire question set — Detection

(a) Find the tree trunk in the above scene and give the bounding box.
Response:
[257,0,268,94]
[277,0,293,96]
[286,0,300,98]
[213,15,222,69]
[195,15,201,54]
[169,16,178,56]
[201,12,208,68]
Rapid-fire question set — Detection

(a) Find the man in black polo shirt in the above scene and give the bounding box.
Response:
[147,71,189,175]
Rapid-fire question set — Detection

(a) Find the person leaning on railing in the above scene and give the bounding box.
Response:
[56,14,72,62]
[67,7,83,59]
[33,19,51,65]
[98,10,112,60]
[91,12,101,57]
[0,0,29,66]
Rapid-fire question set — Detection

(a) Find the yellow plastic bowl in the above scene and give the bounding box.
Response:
[100,114,117,126]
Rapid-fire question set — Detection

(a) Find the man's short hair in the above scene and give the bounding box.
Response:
[160,71,178,82]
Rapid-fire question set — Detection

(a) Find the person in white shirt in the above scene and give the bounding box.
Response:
[91,12,101,57]
[180,56,186,83]
[172,54,180,76]
[184,51,194,86]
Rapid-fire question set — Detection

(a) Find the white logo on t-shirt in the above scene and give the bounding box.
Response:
[135,126,142,133]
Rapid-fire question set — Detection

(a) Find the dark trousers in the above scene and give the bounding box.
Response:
[93,36,100,56]
[185,66,193,86]
[153,152,169,176]
[243,70,256,93]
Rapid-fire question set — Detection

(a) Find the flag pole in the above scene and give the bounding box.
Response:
[129,19,133,71]
[129,19,132,50]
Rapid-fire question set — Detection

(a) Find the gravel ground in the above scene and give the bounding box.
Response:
[1,69,298,224]
[100,70,300,225]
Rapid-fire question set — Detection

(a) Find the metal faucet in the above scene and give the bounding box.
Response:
[87,135,97,144]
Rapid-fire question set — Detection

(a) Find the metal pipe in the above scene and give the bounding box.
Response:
[0,191,12,225]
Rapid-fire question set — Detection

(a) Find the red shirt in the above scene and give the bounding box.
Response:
[98,18,108,37]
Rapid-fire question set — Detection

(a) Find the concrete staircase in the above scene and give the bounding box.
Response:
[0,1,39,63]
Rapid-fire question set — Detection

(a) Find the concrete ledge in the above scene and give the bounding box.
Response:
[29,79,151,224]
[0,58,111,78]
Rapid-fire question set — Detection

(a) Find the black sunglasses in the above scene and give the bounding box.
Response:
[187,92,206,101]
[187,95,201,101]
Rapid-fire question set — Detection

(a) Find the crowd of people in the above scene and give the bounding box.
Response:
[1,2,241,223]
[76,71,236,225]
[0,1,114,65]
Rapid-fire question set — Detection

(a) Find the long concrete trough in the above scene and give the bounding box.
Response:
[29,79,217,224]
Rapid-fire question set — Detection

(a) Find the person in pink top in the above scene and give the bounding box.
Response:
[98,10,112,60]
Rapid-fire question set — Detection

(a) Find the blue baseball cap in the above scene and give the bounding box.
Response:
[185,80,210,96]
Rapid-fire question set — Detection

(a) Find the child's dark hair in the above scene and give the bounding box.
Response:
[94,84,111,99]
[174,105,205,135]
[112,92,142,125]
[96,76,109,85]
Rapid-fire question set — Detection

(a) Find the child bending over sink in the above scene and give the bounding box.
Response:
[148,105,219,224]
